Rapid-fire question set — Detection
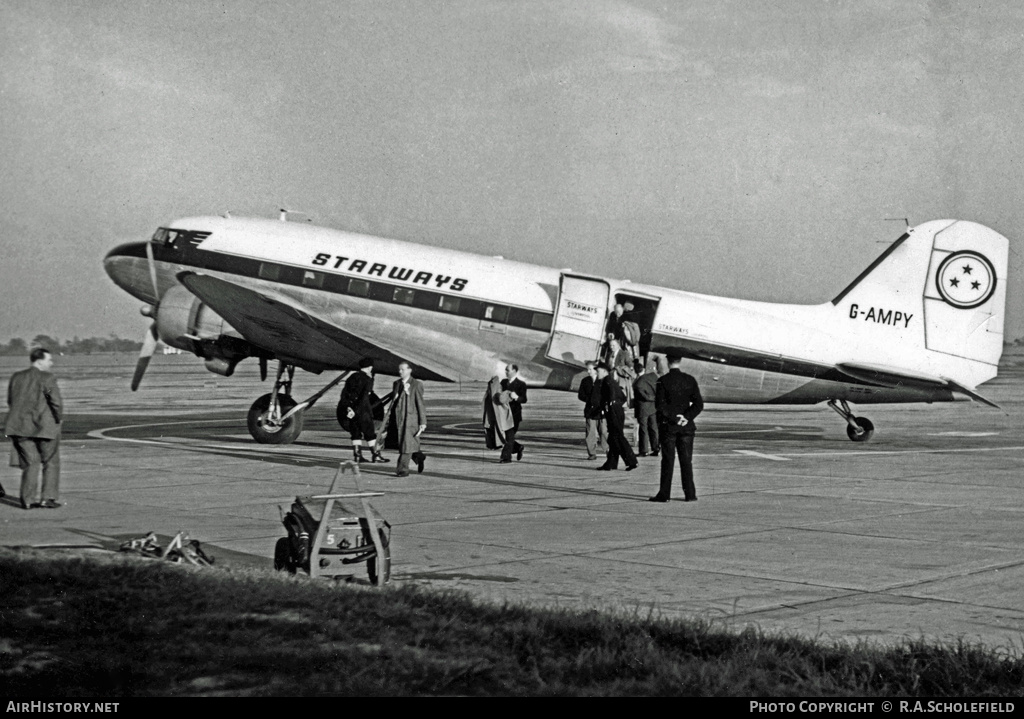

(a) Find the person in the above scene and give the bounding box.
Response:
[596,362,637,471]
[482,374,514,452]
[382,361,427,477]
[602,303,626,350]
[5,348,63,510]
[633,359,660,457]
[499,364,527,463]
[577,361,607,460]
[650,354,704,502]
[609,338,636,409]
[620,302,642,362]
[338,357,388,464]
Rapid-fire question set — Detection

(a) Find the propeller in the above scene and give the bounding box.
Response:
[131,323,159,391]
[131,240,163,391]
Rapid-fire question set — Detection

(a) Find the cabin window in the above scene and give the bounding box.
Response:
[302,271,324,288]
[439,296,460,313]
[258,263,281,280]
[531,312,553,331]
[347,279,370,297]
[483,304,509,323]
[393,287,415,305]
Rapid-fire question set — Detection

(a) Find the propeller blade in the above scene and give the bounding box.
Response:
[145,240,160,304]
[131,324,159,391]
[259,356,268,382]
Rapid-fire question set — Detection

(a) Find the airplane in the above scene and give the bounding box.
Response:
[103,212,1009,445]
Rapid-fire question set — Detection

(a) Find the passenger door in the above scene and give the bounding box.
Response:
[545,274,610,367]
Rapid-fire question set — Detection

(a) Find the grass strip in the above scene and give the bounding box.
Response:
[2,549,1023,696]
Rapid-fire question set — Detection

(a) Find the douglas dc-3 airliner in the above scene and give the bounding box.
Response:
[103,213,1009,444]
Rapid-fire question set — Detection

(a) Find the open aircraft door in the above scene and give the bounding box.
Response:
[545,274,611,367]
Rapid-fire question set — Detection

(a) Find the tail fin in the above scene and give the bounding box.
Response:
[832,219,1008,374]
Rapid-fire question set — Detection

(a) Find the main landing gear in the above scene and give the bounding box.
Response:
[827,399,874,442]
[248,362,303,444]
[246,361,353,445]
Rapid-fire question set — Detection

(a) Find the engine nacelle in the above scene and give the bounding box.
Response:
[155,285,253,376]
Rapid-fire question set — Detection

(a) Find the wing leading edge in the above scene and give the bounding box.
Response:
[176,272,455,382]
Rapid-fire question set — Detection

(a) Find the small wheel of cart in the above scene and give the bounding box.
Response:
[274,537,297,573]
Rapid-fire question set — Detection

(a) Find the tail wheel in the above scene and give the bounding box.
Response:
[846,417,874,442]
[247,393,304,444]
[367,529,391,586]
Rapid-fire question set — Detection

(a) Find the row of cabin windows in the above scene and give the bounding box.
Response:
[257,262,553,332]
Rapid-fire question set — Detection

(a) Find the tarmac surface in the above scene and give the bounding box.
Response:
[3,350,1024,651]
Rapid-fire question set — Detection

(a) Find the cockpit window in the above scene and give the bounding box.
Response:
[150,227,212,248]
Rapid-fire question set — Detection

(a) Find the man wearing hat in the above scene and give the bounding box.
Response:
[596,361,638,471]
[338,357,388,464]
[650,354,703,502]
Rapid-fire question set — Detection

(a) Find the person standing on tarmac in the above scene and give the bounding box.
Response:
[650,354,704,503]
[5,347,63,509]
[633,359,660,457]
[577,361,607,460]
[383,360,427,477]
[499,364,527,464]
[596,361,637,472]
[338,357,388,464]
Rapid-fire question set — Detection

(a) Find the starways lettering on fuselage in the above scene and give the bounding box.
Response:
[848,303,913,328]
[311,252,469,291]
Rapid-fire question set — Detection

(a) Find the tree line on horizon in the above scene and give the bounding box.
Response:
[0,335,143,356]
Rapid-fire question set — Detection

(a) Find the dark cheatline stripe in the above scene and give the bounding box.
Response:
[109,240,554,333]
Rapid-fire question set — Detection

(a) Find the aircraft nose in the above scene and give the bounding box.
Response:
[104,241,157,304]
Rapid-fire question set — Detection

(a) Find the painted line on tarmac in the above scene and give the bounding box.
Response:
[87,419,228,446]
[723,445,1024,459]
[732,450,790,461]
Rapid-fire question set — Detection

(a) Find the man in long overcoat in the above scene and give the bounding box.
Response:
[384,361,427,477]
[6,348,63,509]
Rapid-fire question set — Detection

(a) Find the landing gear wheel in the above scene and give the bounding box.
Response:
[247,393,304,444]
[274,537,296,573]
[846,417,874,443]
[367,529,391,586]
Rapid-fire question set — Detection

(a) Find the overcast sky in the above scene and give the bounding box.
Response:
[2,0,1023,345]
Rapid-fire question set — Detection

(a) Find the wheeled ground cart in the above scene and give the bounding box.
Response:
[274,461,391,585]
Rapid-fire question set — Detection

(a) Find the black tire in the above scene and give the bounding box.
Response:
[247,393,304,444]
[274,537,295,573]
[846,416,874,442]
[367,529,391,586]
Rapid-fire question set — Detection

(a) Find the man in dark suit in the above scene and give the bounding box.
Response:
[651,354,704,502]
[577,361,607,460]
[6,348,63,509]
[499,364,527,463]
[596,362,638,472]
[632,359,660,456]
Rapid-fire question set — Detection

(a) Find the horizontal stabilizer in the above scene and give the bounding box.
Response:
[835,362,948,390]
[836,362,1000,408]
[942,379,1001,409]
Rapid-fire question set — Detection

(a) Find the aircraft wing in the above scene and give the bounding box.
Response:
[176,272,455,381]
